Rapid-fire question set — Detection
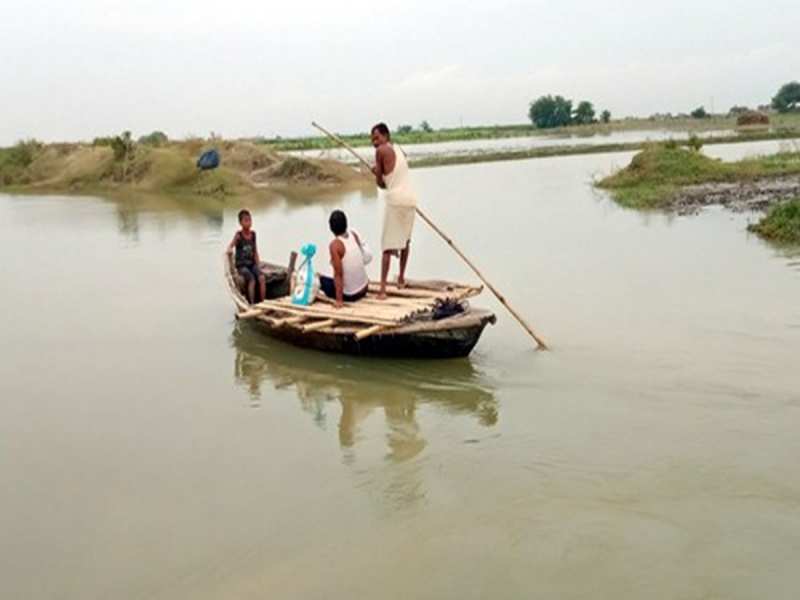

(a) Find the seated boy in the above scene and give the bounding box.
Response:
[320,210,370,308]
[227,209,266,303]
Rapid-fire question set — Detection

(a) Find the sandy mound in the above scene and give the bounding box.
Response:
[1,138,368,196]
[250,155,367,187]
[216,141,280,172]
[737,111,770,126]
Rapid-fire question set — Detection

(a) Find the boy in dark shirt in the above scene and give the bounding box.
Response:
[227,209,266,303]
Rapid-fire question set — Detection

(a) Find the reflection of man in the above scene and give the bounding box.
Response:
[370,123,418,299]
[338,396,426,463]
[231,326,497,460]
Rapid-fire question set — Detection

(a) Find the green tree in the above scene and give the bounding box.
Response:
[419,120,433,133]
[728,105,750,116]
[138,131,169,146]
[600,110,611,124]
[691,106,708,119]
[528,95,573,128]
[573,101,596,125]
[772,81,800,113]
[397,124,414,134]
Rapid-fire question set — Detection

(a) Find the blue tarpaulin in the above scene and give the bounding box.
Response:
[197,149,220,170]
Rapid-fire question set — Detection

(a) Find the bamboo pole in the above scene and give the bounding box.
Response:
[354,324,388,341]
[273,316,307,327]
[311,121,549,350]
[257,297,417,319]
[365,282,480,300]
[253,300,400,326]
[236,308,269,320]
[302,319,337,333]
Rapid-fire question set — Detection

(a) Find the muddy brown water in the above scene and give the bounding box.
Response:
[1,141,799,599]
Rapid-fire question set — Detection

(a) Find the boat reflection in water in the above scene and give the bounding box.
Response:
[231,323,498,464]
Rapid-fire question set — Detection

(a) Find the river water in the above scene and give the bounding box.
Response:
[1,141,799,599]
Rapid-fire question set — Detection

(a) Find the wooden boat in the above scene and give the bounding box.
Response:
[224,256,496,358]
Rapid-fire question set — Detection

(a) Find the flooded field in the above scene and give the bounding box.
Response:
[1,140,799,599]
[292,128,738,163]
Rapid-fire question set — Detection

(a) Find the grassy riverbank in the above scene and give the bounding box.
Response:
[597,143,800,243]
[5,128,800,207]
[260,113,800,152]
[0,139,367,198]
[596,144,800,209]
[748,199,800,243]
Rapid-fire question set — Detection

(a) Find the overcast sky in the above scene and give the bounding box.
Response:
[2,0,798,145]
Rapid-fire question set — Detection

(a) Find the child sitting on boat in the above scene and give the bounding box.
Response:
[320,210,370,308]
[226,209,266,303]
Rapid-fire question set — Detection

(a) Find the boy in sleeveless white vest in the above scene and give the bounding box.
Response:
[370,122,417,300]
[320,210,370,308]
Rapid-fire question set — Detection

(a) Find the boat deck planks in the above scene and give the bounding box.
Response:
[253,291,440,326]
[238,282,481,338]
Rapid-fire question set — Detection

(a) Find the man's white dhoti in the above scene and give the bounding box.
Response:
[381,147,417,252]
[382,204,416,251]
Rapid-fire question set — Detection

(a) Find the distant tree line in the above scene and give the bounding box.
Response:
[396,121,434,134]
[691,81,800,120]
[529,80,799,129]
[527,95,611,129]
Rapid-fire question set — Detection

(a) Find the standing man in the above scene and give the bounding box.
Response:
[370,122,418,299]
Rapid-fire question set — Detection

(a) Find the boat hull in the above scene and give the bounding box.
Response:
[249,310,495,358]
[225,258,495,359]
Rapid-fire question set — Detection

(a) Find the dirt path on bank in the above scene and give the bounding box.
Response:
[670,176,800,215]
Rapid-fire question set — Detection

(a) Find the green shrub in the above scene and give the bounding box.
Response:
[2,139,41,168]
[748,199,800,243]
[110,131,134,161]
[0,139,42,185]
